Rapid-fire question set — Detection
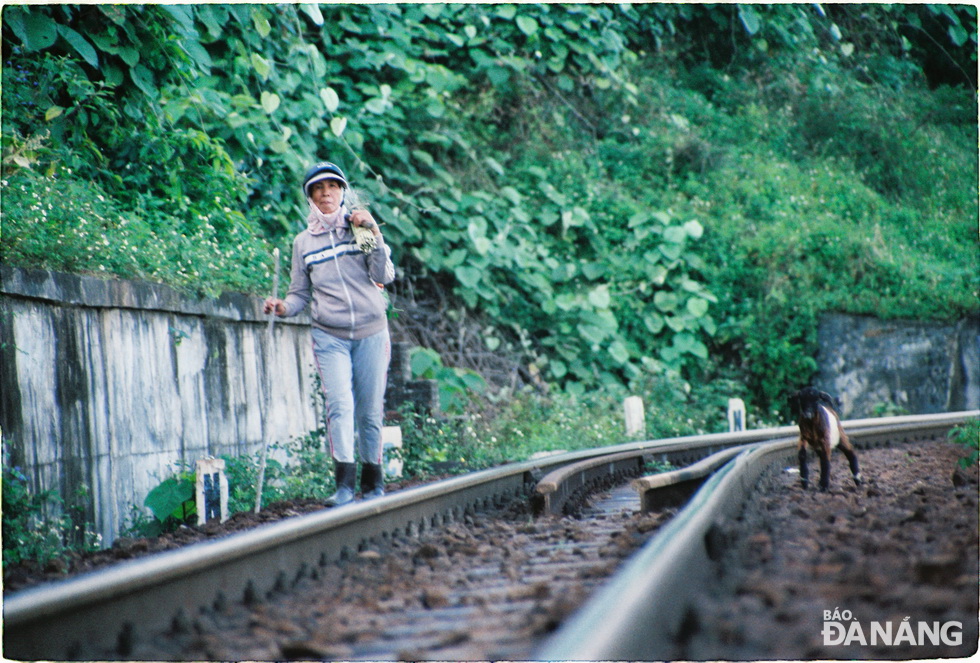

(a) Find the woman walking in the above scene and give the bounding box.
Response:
[264,161,395,506]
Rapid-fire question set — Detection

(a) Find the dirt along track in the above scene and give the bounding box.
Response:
[114,484,675,661]
[675,439,979,661]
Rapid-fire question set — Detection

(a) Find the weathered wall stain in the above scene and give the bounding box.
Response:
[1,266,320,545]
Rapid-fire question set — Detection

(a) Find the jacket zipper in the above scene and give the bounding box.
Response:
[328,230,357,339]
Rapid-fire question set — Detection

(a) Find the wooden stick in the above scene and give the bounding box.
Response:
[254,247,280,513]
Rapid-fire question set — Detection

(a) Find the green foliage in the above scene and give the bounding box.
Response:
[142,466,196,533]
[687,77,978,409]
[871,401,911,418]
[473,390,628,462]
[2,466,101,570]
[948,418,980,469]
[2,3,976,415]
[394,371,751,474]
[643,459,676,475]
[393,391,628,475]
[143,476,194,523]
[278,432,336,502]
[410,347,487,414]
[131,450,295,531]
[0,163,271,296]
[220,451,288,514]
[0,3,724,393]
[126,432,333,527]
[394,409,472,477]
[119,504,161,540]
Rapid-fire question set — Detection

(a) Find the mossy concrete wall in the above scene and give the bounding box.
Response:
[815,313,980,418]
[1,266,320,546]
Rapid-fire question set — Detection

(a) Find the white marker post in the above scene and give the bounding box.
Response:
[382,425,403,479]
[196,457,229,525]
[728,397,746,432]
[624,396,646,438]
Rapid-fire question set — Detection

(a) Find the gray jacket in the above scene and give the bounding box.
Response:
[282,226,395,340]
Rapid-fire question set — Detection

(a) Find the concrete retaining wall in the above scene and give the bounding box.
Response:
[815,313,980,418]
[1,266,320,546]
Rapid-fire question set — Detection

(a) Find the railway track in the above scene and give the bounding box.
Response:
[151,481,673,661]
[3,411,975,660]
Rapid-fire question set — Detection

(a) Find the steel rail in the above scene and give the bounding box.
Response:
[533,441,755,517]
[533,450,656,516]
[633,443,758,513]
[535,410,977,661]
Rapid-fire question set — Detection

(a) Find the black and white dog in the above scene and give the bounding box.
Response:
[790,387,862,491]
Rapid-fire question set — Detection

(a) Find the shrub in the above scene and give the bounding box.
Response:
[2,466,101,570]
[949,419,980,469]
[142,468,196,532]
[220,450,290,514]
[410,347,487,414]
[279,432,335,501]
[1,163,274,297]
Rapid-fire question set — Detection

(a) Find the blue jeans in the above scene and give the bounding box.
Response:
[311,327,390,464]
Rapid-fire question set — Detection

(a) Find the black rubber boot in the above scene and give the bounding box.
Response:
[360,463,385,500]
[325,462,357,507]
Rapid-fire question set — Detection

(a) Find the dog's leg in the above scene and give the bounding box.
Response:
[817,447,831,491]
[798,443,809,489]
[838,431,862,485]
